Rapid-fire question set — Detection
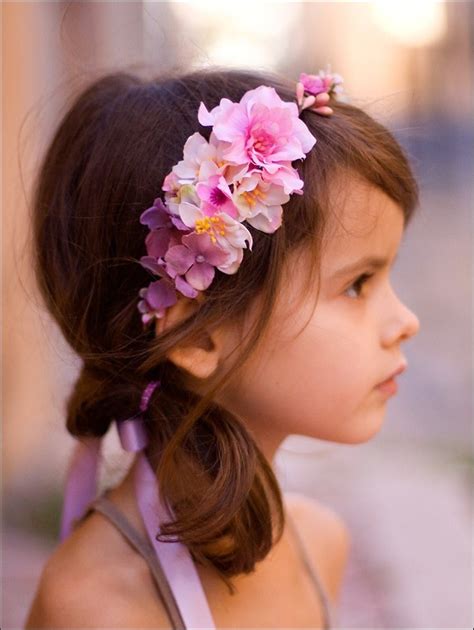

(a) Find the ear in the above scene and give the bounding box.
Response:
[155,295,225,381]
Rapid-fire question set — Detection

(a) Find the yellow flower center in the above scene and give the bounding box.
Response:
[241,187,266,208]
[195,215,226,243]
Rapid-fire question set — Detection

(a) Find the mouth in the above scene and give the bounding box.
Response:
[376,377,398,396]
[375,362,408,396]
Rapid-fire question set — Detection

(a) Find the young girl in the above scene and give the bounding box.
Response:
[25,66,420,629]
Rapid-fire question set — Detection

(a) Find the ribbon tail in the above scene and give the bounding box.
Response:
[134,451,216,629]
[59,436,102,542]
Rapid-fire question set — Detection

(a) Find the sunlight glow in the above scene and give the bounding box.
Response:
[168,1,302,68]
[370,0,447,47]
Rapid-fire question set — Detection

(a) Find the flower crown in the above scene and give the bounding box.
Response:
[137,67,345,326]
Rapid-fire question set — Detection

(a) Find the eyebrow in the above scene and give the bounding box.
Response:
[330,253,399,279]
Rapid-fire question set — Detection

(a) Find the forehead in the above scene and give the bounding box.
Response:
[322,173,405,264]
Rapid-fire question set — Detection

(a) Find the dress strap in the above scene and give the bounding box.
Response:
[82,491,186,630]
[285,509,334,629]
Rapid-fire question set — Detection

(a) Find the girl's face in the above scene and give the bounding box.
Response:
[218,175,420,461]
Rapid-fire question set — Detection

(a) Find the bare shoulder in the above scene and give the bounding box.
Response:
[283,491,351,605]
[24,562,142,629]
[24,513,173,629]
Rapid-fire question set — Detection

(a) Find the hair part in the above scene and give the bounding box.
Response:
[31,66,419,593]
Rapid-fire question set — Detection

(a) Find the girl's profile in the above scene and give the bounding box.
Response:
[25,66,420,629]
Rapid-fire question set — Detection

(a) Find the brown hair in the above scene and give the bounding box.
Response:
[31,66,419,593]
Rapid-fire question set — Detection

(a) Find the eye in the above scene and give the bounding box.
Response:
[344,273,374,299]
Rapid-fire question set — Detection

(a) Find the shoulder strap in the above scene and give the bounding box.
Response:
[78,490,334,629]
[285,509,334,629]
[83,492,187,630]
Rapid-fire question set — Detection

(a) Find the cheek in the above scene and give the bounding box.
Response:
[222,309,370,437]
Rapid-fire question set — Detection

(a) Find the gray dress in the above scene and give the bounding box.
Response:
[78,489,334,629]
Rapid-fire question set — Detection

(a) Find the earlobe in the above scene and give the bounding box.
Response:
[154,295,221,381]
[167,344,220,380]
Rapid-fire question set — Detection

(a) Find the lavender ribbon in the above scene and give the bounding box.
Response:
[59,380,160,541]
[58,435,102,541]
[58,379,215,628]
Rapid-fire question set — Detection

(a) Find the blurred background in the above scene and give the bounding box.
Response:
[3,1,473,628]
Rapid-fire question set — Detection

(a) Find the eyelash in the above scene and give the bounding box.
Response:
[344,273,374,299]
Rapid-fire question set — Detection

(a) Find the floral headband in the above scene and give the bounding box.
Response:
[137,67,345,326]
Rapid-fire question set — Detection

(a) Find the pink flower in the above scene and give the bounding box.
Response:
[198,86,316,193]
[299,69,344,97]
[299,72,331,96]
[178,201,253,274]
[170,132,226,183]
[162,171,180,195]
[196,174,240,219]
[233,173,289,233]
[259,162,306,195]
[296,68,345,116]
[162,173,201,215]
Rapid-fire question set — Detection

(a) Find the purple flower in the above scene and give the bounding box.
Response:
[137,279,178,323]
[164,231,230,291]
[140,198,186,231]
[174,274,200,299]
[139,255,167,276]
[140,197,190,259]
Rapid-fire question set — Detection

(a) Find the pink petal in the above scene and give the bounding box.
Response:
[181,232,230,267]
[302,95,316,110]
[145,279,178,311]
[292,118,317,153]
[197,102,214,126]
[212,101,249,144]
[203,244,231,267]
[246,205,283,233]
[220,136,248,165]
[175,274,199,299]
[165,244,195,276]
[178,202,202,228]
[311,105,334,116]
[140,256,167,277]
[145,229,171,258]
[195,181,214,204]
[181,231,213,255]
[296,81,305,105]
[314,92,330,105]
[173,160,198,180]
[185,261,215,291]
[261,164,304,195]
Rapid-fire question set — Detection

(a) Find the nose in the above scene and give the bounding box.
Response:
[381,288,421,347]
[398,301,420,342]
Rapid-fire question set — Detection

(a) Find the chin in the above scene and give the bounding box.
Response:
[348,409,387,443]
[341,428,382,444]
[328,406,388,445]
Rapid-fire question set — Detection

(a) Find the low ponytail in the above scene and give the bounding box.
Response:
[65,364,156,439]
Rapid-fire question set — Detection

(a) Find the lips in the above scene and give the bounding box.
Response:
[377,362,408,387]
